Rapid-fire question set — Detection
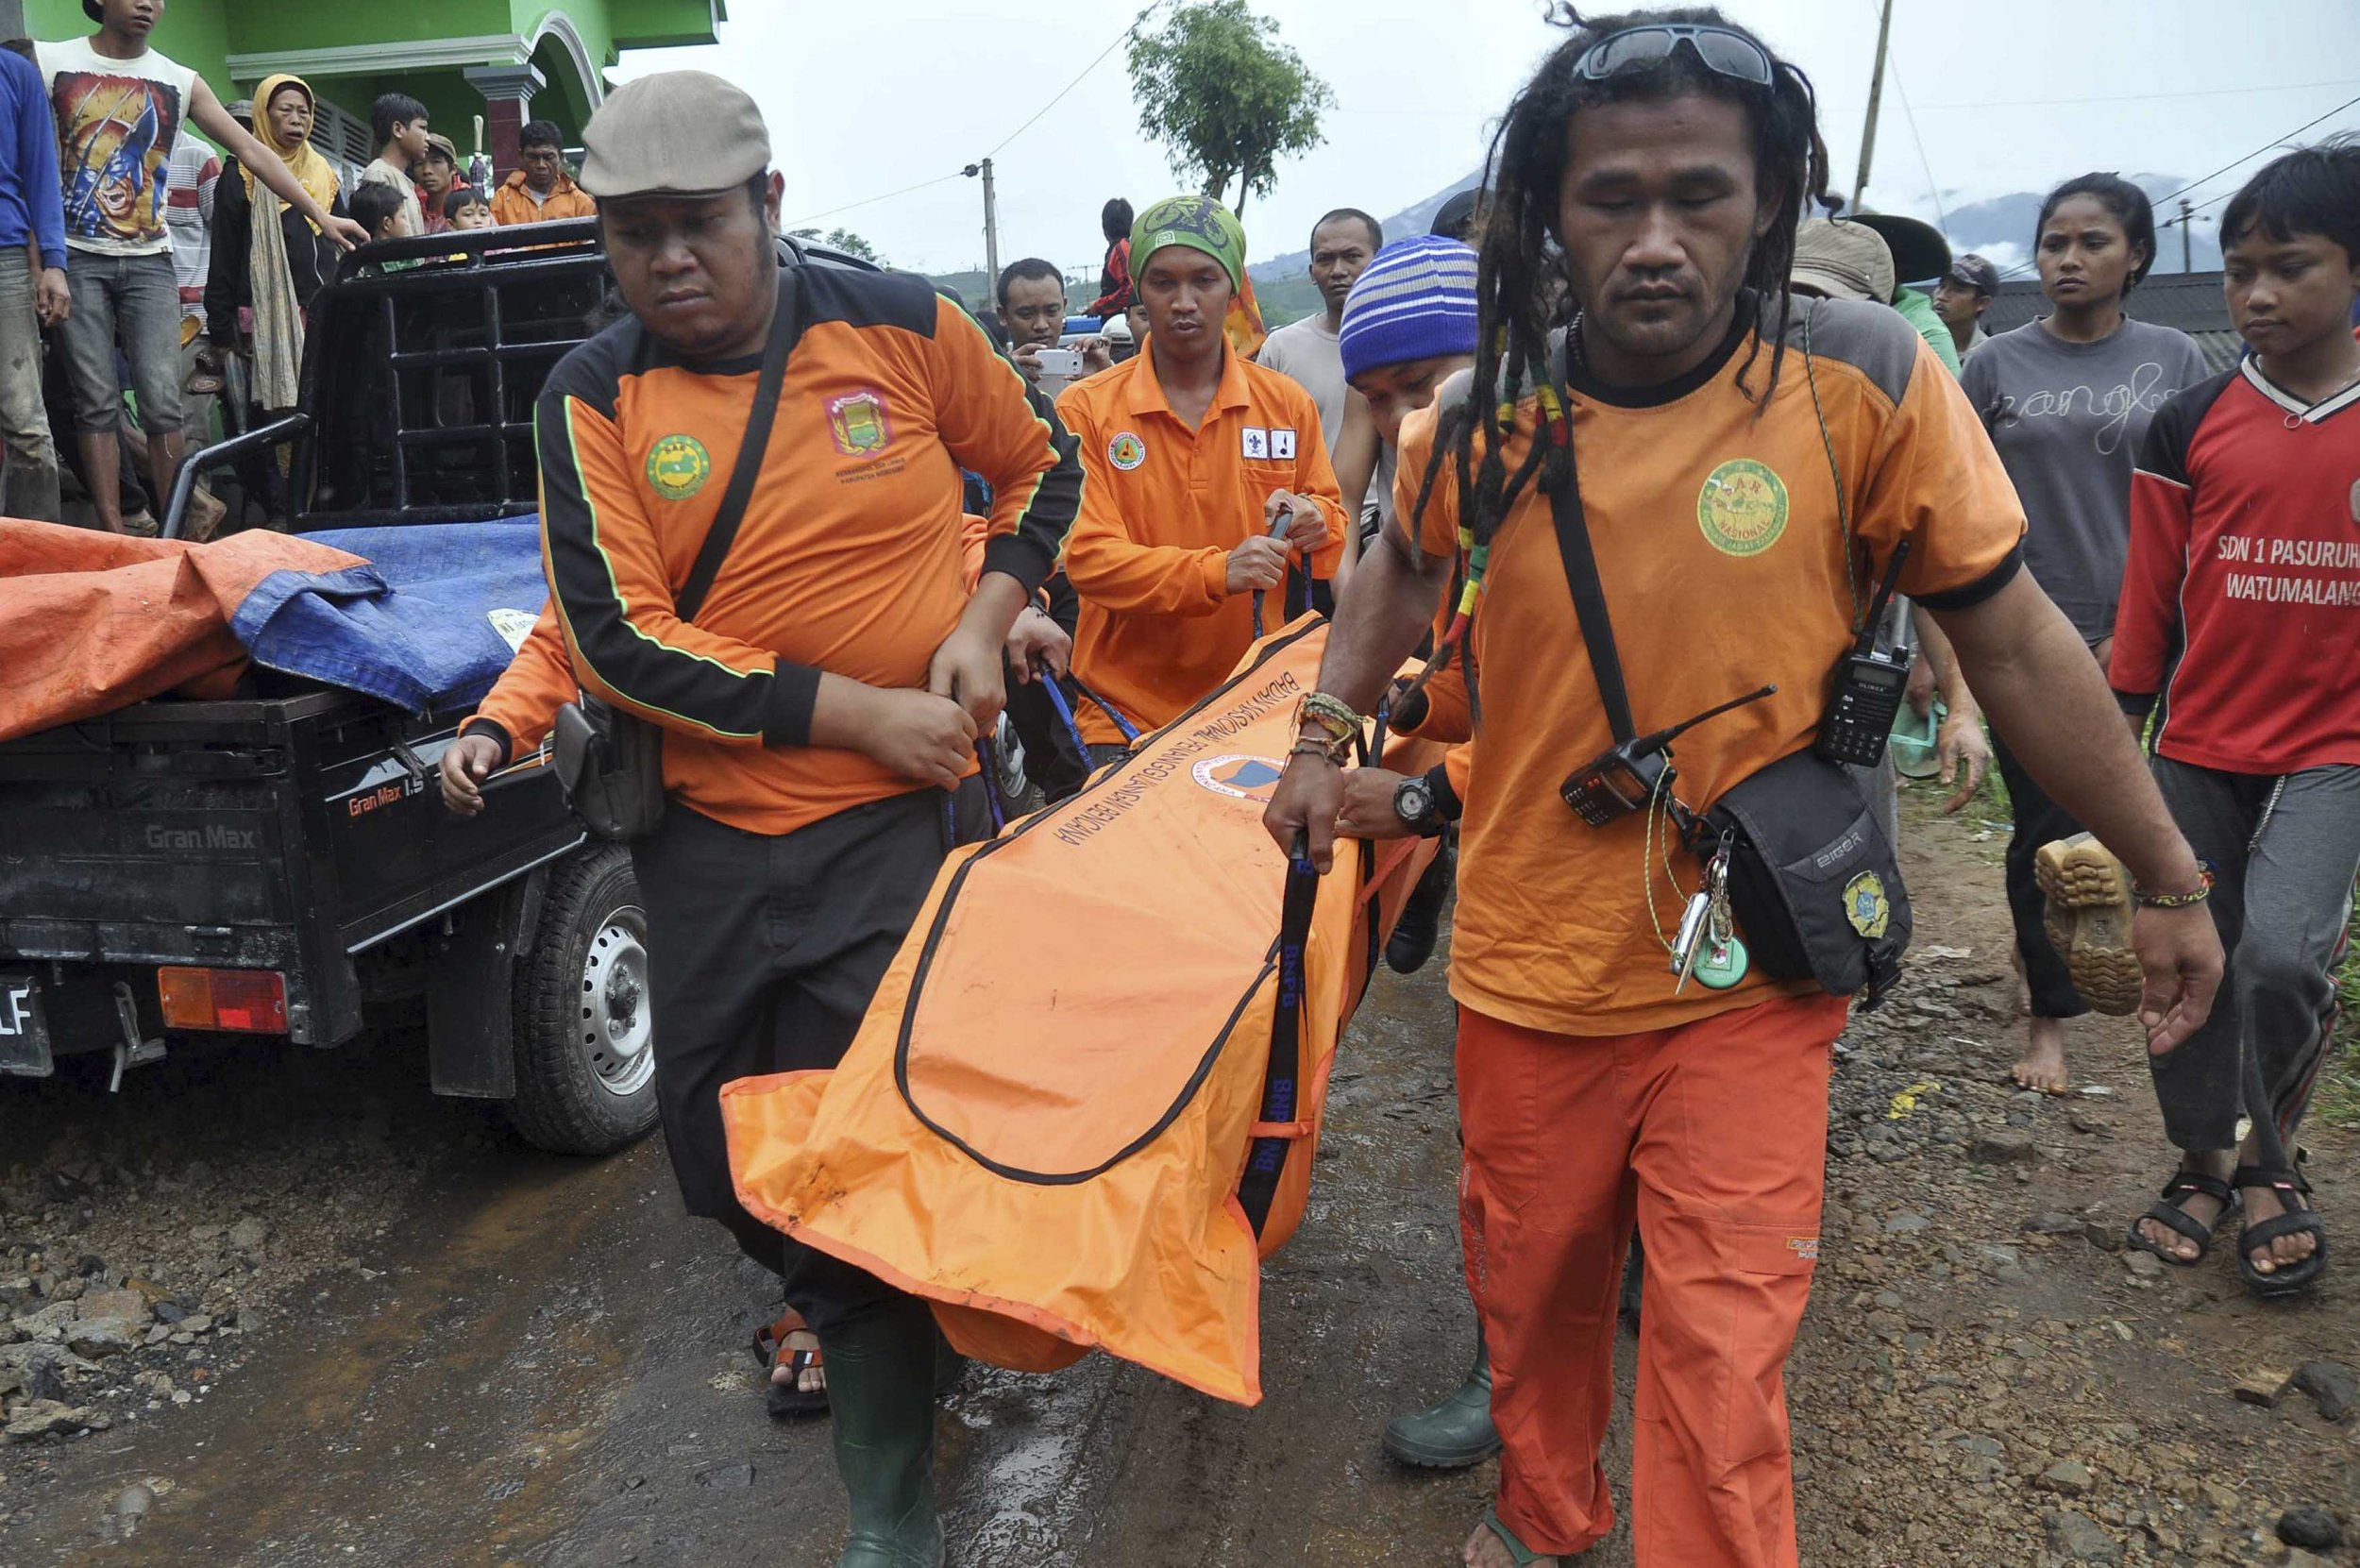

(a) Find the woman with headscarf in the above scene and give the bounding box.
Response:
[205,74,346,416]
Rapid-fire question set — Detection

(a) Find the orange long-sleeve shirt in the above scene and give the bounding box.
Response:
[537,267,1080,835]
[1054,344,1343,743]
[464,516,1001,766]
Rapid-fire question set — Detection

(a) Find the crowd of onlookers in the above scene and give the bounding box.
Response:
[0,0,600,539]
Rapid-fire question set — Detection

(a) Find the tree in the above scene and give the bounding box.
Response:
[792,227,885,265]
[1126,0,1334,220]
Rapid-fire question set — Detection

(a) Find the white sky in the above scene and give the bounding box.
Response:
[614,0,2360,278]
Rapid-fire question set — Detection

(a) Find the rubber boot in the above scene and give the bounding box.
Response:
[1381,1336,1499,1468]
[826,1300,946,1568]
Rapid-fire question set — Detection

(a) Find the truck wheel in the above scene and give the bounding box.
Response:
[507,845,660,1155]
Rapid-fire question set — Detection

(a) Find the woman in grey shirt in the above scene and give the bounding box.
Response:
[1960,173,2208,1096]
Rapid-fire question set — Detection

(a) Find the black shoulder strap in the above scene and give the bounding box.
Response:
[1545,448,1637,744]
[676,266,805,622]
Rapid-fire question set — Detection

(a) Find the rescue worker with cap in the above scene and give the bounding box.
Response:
[1054,194,1345,760]
[514,70,1080,1568]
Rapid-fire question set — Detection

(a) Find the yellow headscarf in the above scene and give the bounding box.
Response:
[244,75,340,230]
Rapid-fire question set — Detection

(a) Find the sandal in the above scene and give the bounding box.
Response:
[2233,1164,2329,1300]
[753,1307,829,1418]
[1478,1504,1550,1566]
[2123,1169,2238,1265]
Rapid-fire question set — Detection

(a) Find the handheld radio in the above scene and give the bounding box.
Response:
[1812,539,1913,768]
[1559,683,1778,828]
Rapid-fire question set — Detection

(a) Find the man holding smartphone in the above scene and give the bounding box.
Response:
[995,256,1107,396]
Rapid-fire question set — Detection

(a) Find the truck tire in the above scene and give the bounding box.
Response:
[507,845,661,1155]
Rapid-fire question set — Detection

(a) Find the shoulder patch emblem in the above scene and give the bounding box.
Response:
[1697,458,1790,556]
[646,434,711,500]
[1844,870,1892,940]
[1108,430,1148,471]
[827,390,893,458]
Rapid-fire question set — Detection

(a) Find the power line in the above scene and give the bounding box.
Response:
[784,171,967,230]
[985,0,1165,160]
[783,0,1164,236]
[2152,91,2360,210]
[1913,76,2360,111]
[1992,91,2360,278]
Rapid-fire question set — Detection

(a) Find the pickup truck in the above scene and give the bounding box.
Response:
[0,221,870,1155]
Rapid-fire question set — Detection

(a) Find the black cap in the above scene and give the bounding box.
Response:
[1431,188,1480,243]
[1947,252,2001,296]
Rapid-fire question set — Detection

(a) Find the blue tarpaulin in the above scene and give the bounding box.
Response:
[227,518,548,713]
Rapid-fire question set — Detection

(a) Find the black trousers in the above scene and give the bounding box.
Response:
[1989,728,2090,1020]
[632,787,969,1337]
[2147,758,2360,1153]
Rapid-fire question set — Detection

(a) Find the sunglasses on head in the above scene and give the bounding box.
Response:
[1572,24,1777,88]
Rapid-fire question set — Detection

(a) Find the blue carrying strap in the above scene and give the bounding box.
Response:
[1237,835,1320,1238]
[1062,669,1141,744]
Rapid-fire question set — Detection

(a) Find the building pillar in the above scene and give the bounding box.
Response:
[463,63,546,185]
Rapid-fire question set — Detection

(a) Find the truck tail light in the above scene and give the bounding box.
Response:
[158,968,289,1034]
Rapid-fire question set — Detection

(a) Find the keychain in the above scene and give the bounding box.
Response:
[1692,847,1750,989]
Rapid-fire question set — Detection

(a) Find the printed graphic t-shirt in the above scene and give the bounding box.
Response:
[1959,316,2208,643]
[37,36,200,259]
[1403,295,2025,1037]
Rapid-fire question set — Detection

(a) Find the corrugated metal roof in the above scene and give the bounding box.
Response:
[1981,271,2244,370]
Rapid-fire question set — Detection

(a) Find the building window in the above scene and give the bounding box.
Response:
[308,97,375,184]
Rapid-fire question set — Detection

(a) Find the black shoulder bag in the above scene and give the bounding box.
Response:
[1544,449,1909,1005]
[552,268,806,842]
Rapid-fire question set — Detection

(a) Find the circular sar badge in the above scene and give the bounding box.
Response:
[1696,458,1789,556]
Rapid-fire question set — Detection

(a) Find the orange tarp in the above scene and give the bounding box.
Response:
[0,520,366,742]
[722,618,1438,1405]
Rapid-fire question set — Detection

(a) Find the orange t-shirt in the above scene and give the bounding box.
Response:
[1402,296,2025,1036]
[1055,344,1344,743]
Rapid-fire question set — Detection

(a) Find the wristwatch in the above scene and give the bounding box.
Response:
[1393,773,1442,836]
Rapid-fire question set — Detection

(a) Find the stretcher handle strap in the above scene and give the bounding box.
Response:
[974,732,1008,834]
[1250,507,1295,642]
[1063,669,1141,744]
[1239,835,1320,1238]
[1034,658,1095,759]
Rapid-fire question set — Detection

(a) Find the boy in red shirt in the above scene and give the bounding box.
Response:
[2113,143,2360,1298]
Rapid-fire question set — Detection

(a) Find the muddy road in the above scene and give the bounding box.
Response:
[1,793,2352,1567]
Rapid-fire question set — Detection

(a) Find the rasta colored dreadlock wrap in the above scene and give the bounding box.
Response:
[1391,5,1834,724]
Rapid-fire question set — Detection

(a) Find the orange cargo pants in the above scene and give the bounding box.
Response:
[1457,991,1847,1567]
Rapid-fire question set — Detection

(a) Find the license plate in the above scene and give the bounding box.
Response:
[0,971,52,1075]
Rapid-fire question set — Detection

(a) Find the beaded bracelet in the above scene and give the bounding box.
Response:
[2133,868,2216,909]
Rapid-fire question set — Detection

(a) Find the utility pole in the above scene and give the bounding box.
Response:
[1853,0,1895,211]
[964,158,1001,286]
[2179,197,2194,272]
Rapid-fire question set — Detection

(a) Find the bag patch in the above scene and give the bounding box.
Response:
[1844,870,1892,939]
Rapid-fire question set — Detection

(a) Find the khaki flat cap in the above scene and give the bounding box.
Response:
[580,71,770,199]
[1791,216,1895,305]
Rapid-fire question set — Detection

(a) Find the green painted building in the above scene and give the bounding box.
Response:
[21,1,722,170]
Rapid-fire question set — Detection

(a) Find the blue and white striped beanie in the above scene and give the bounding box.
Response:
[1338,236,1480,381]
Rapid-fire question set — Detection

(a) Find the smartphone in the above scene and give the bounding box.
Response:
[1035,347,1084,379]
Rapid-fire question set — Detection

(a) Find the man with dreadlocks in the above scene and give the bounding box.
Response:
[1264,11,2225,1566]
